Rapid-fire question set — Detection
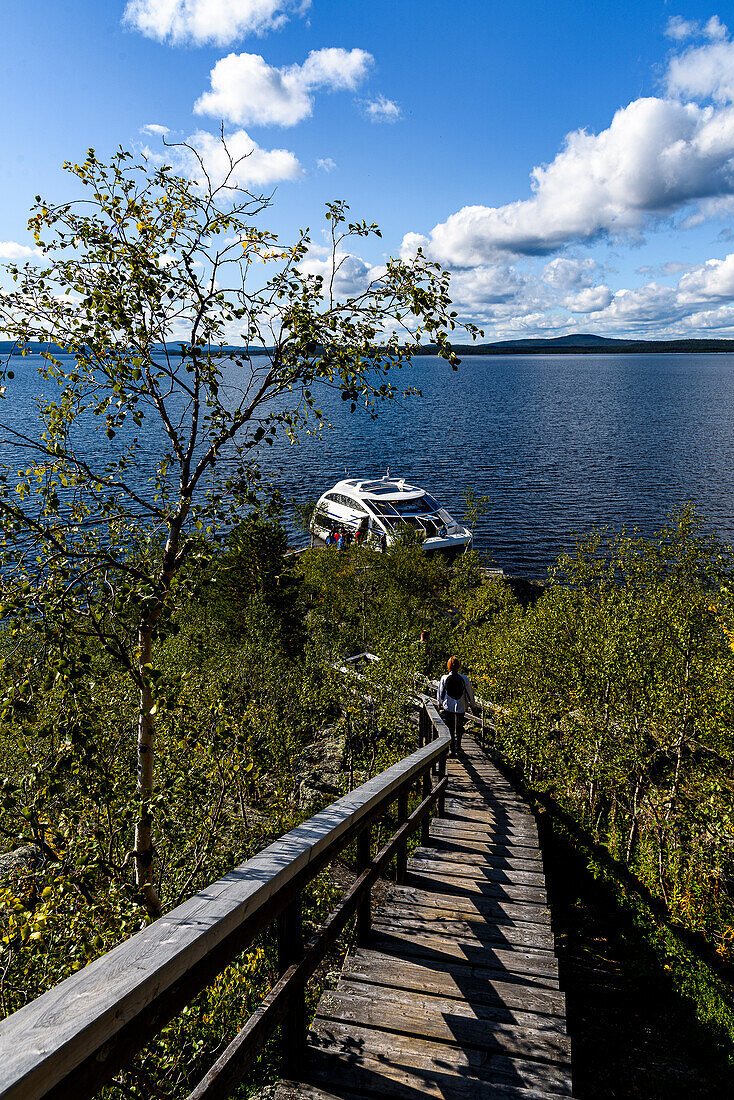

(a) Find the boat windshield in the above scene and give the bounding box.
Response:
[364,495,438,517]
[393,494,440,516]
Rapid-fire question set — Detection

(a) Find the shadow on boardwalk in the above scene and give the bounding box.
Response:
[276,736,573,1099]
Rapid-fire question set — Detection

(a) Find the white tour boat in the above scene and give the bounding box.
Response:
[310,475,472,555]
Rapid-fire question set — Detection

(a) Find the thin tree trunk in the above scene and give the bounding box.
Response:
[626,775,643,866]
[134,625,162,918]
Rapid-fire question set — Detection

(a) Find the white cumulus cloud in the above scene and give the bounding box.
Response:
[677,252,734,301]
[0,241,43,260]
[364,95,401,123]
[684,304,734,328]
[449,265,526,307]
[194,47,373,127]
[400,24,734,269]
[181,128,301,188]
[140,123,170,136]
[585,284,682,326]
[564,285,613,313]
[542,257,598,289]
[666,35,734,103]
[402,95,734,265]
[296,245,379,297]
[123,0,309,46]
[317,157,337,172]
[399,232,431,259]
[664,15,727,43]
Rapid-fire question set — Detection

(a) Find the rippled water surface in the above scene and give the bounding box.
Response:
[4,353,734,577]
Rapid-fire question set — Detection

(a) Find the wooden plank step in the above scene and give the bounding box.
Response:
[440,814,537,827]
[390,884,552,926]
[442,786,533,807]
[443,808,535,828]
[413,849,545,875]
[383,893,553,932]
[448,782,521,799]
[432,815,538,836]
[426,837,543,864]
[448,769,517,785]
[301,1061,565,1100]
[373,919,557,964]
[375,911,555,952]
[431,823,541,851]
[316,984,572,1063]
[447,771,521,785]
[444,789,527,809]
[381,898,553,941]
[407,858,548,897]
[448,782,522,795]
[443,808,538,835]
[273,1084,366,1100]
[343,950,567,1018]
[309,1020,573,1096]
[368,930,560,987]
[332,978,568,1036]
[406,871,548,907]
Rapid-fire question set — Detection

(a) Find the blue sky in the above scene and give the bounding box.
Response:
[4,1,734,339]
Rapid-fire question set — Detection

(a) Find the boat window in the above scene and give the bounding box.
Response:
[364,499,399,518]
[394,494,440,516]
[313,510,337,531]
[325,492,368,513]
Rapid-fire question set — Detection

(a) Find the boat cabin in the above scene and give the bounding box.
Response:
[310,476,472,554]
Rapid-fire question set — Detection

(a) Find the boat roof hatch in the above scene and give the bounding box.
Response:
[335,477,425,502]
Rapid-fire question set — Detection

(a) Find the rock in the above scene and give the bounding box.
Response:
[297,775,343,811]
[0,844,44,877]
[295,723,347,810]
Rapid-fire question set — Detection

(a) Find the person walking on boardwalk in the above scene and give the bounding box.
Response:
[437,657,476,755]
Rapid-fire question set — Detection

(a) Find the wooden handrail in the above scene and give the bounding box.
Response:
[0,701,450,1100]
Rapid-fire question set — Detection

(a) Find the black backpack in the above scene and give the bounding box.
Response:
[445,670,465,701]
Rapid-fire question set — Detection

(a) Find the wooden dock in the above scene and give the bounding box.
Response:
[275,735,573,1099]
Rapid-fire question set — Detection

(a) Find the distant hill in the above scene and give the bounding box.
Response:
[490,332,624,349]
[0,342,272,357]
[425,334,734,354]
[0,341,69,356]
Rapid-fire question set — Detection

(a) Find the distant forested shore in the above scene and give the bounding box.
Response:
[4,334,734,358]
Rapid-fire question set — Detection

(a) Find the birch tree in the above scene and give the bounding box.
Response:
[0,141,475,916]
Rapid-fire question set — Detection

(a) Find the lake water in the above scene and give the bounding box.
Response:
[3,352,734,578]
[246,353,734,576]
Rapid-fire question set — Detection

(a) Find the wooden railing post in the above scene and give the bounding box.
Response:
[421,767,431,845]
[437,754,447,817]
[418,705,429,749]
[357,825,372,944]
[396,788,409,884]
[277,897,305,1075]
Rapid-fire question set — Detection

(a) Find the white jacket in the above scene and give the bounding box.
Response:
[437,672,475,714]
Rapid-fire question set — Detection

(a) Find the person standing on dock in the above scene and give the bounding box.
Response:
[437,657,476,755]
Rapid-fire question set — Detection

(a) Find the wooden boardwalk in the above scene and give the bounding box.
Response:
[275,735,573,1099]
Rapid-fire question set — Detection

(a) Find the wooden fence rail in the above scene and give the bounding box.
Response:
[0,701,450,1100]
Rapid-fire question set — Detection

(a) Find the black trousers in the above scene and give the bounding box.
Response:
[444,710,466,754]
